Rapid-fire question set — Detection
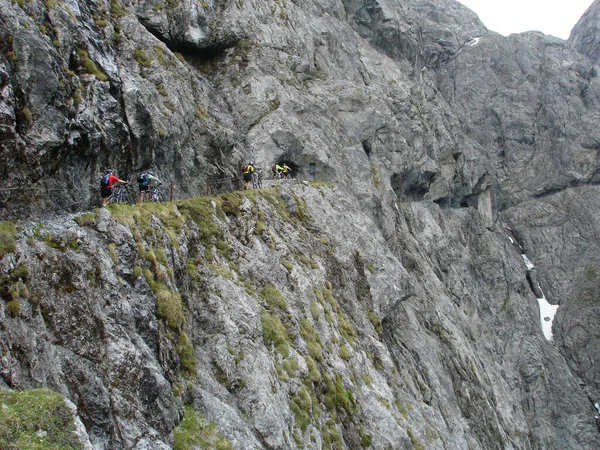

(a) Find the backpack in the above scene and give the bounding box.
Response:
[137,173,150,185]
[100,174,110,187]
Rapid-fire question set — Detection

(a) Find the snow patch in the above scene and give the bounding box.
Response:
[537,296,559,341]
[521,254,559,341]
[521,254,535,270]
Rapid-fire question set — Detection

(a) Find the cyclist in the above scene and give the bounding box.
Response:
[274,164,284,179]
[138,170,162,204]
[282,163,292,179]
[242,162,254,190]
[100,169,128,207]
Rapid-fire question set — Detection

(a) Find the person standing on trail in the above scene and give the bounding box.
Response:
[242,162,254,190]
[274,164,284,179]
[100,169,128,207]
[137,170,162,204]
[282,163,292,179]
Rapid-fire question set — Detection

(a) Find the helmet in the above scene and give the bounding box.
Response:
[105,169,113,174]
[148,170,154,175]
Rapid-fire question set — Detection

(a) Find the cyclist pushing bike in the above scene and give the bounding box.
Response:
[100,169,128,207]
[137,170,162,204]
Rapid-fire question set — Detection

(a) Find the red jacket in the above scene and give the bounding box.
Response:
[105,175,120,188]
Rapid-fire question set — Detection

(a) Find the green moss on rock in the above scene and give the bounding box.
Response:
[173,405,232,450]
[0,387,83,449]
[0,221,18,258]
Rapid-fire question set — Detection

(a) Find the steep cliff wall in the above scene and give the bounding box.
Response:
[2,0,600,448]
[1,183,597,449]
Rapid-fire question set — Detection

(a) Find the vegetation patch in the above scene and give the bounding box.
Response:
[407,427,425,450]
[310,302,320,321]
[585,266,597,281]
[111,0,126,18]
[304,355,322,383]
[173,405,232,450]
[281,258,293,272]
[291,193,313,224]
[0,221,18,258]
[368,309,382,334]
[33,225,80,252]
[260,284,288,310]
[77,48,108,81]
[283,357,298,378]
[339,344,351,361]
[338,314,356,345]
[134,48,153,67]
[177,197,222,245]
[74,211,98,227]
[322,373,355,417]
[0,387,83,449]
[177,332,197,377]
[289,385,312,431]
[144,270,184,330]
[322,419,342,450]
[261,311,290,357]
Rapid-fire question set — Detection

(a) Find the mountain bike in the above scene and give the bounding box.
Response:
[252,168,263,189]
[109,182,134,204]
[150,184,163,202]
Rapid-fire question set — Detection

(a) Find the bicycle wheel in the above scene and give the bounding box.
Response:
[115,188,125,203]
[252,173,261,189]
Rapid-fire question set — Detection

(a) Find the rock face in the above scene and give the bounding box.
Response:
[2,0,600,448]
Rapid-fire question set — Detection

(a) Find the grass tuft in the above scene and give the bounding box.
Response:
[0,387,83,449]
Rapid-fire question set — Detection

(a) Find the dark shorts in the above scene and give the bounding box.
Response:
[101,187,112,198]
[139,184,149,192]
[243,173,252,182]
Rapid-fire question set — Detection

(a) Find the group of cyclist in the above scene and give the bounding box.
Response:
[102,160,292,204]
[99,169,162,206]
[242,161,292,190]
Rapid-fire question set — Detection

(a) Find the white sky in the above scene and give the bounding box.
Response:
[457,0,595,40]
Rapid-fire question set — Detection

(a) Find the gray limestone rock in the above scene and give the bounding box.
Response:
[2,0,600,448]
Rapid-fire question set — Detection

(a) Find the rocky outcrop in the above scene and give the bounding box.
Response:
[569,0,600,62]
